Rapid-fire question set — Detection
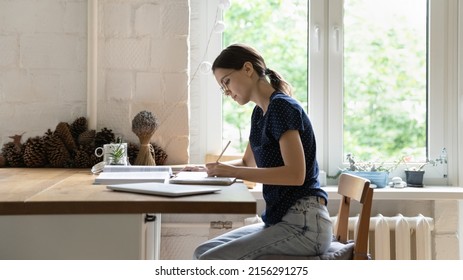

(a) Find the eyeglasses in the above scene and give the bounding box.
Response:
[219,70,237,95]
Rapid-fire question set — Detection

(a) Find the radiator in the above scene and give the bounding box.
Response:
[338,214,434,260]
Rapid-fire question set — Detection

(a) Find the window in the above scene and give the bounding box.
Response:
[313,0,450,181]
[222,0,308,153]
[342,0,427,163]
[195,0,457,184]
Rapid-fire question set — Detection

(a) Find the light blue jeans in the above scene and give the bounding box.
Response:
[193,196,333,260]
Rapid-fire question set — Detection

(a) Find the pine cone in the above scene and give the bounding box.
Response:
[127,142,139,165]
[95,128,115,147]
[152,142,168,165]
[0,155,6,167]
[9,134,24,152]
[74,147,91,168]
[55,122,77,152]
[73,150,87,168]
[89,153,101,167]
[70,117,88,140]
[78,130,96,146]
[1,142,25,167]
[74,144,100,168]
[23,136,48,167]
[44,129,53,138]
[45,134,71,167]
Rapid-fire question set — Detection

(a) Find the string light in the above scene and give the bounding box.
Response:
[218,0,231,10]
[199,61,212,74]
[213,21,226,33]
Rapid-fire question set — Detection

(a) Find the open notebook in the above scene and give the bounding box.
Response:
[169,172,236,186]
[106,182,221,197]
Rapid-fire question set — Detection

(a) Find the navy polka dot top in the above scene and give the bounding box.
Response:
[249,91,327,226]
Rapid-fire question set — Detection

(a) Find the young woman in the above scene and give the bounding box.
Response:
[193,44,332,260]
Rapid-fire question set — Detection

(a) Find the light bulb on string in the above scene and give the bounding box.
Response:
[199,61,212,74]
[214,21,226,33]
[218,0,231,10]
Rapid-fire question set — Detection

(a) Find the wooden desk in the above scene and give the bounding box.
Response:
[0,168,256,259]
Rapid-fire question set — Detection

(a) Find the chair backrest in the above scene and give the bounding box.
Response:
[334,173,374,260]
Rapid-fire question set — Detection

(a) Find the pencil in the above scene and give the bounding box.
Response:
[216,140,231,162]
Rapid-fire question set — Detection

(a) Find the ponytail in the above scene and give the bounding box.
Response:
[264,68,293,96]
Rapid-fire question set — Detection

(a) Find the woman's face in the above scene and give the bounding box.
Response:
[214,67,252,105]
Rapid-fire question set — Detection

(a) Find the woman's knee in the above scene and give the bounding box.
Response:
[192,243,209,260]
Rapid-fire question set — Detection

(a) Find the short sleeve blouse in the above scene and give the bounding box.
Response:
[249,92,327,226]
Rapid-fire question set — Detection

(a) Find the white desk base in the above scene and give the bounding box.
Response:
[0,213,161,260]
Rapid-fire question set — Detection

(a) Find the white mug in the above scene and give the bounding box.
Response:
[94,143,128,165]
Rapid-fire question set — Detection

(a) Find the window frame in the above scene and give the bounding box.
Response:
[190,0,223,164]
[194,0,459,185]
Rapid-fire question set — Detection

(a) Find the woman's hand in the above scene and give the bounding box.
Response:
[181,165,207,172]
[205,162,237,177]
[205,130,304,186]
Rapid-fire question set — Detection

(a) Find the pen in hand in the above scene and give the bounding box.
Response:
[216,140,231,162]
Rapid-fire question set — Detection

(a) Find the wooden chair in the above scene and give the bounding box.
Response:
[257,173,374,260]
[334,173,374,260]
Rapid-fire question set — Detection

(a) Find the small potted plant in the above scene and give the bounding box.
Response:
[329,154,393,188]
[401,156,428,187]
[108,138,128,165]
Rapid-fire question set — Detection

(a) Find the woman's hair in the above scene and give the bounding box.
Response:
[212,43,293,96]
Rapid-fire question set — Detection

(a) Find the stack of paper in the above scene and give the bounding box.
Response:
[94,171,170,185]
[102,165,173,176]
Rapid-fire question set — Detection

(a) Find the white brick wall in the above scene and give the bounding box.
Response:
[0,0,190,164]
[0,36,18,67]
[0,0,87,144]
[135,4,162,38]
[98,0,190,164]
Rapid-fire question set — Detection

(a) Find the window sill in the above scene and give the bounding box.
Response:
[249,184,463,201]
